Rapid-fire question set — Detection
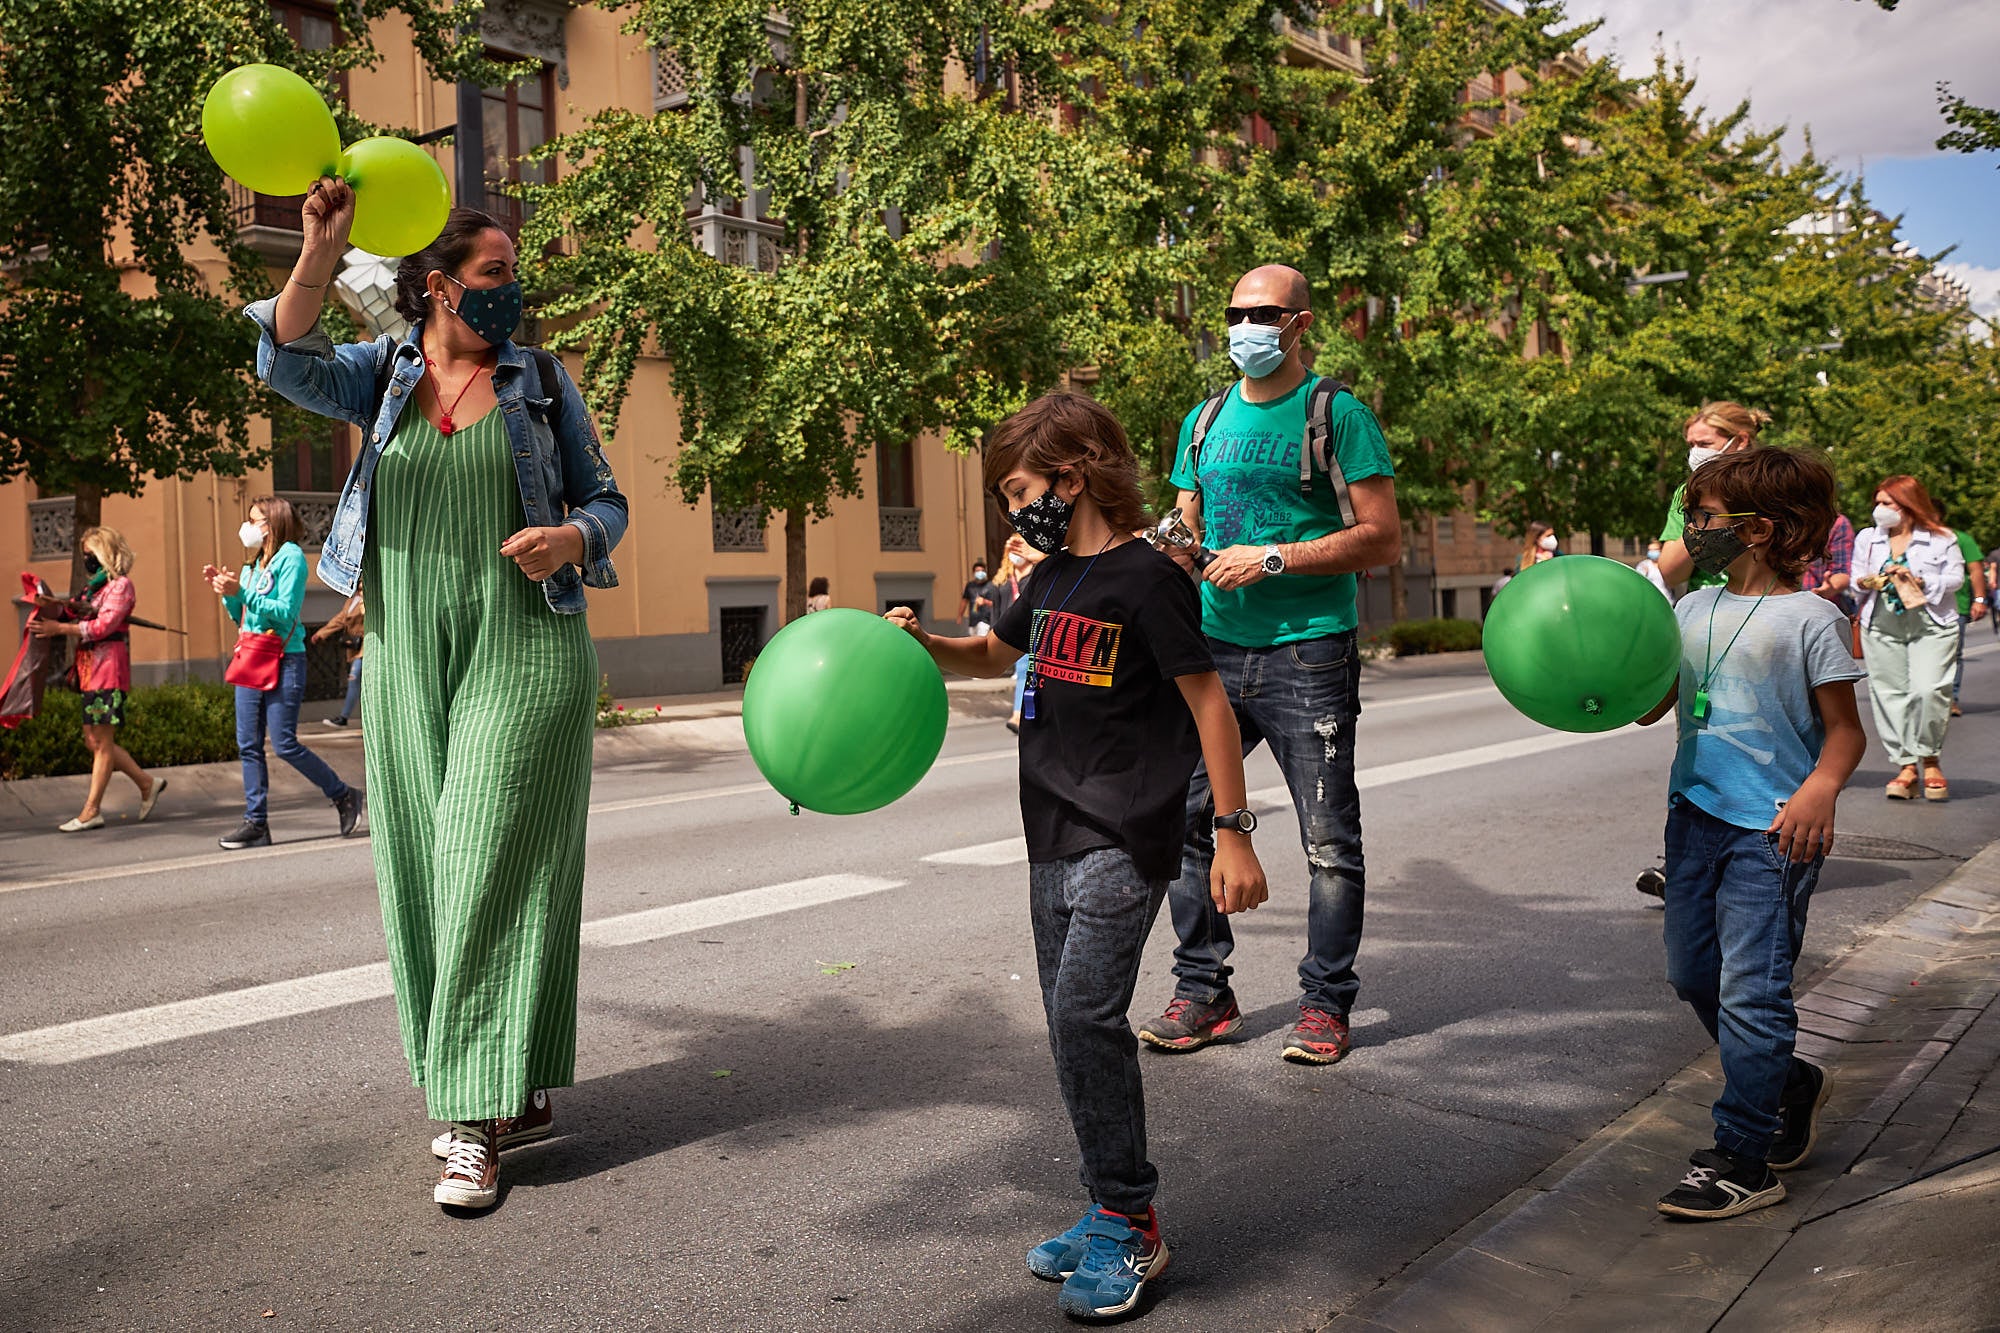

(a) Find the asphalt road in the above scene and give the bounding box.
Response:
[6,645,2000,1333]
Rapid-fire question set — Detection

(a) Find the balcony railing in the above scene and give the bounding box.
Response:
[878,506,922,552]
[712,505,767,552]
[691,212,787,272]
[279,492,340,552]
[29,497,73,561]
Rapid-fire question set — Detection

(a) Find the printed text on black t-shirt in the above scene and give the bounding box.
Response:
[1030,610,1123,687]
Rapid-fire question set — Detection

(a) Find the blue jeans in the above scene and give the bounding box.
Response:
[237,652,350,825]
[1168,632,1366,1016]
[1011,654,1030,714]
[1030,848,1170,1216]
[1663,798,1821,1161]
[338,656,363,722]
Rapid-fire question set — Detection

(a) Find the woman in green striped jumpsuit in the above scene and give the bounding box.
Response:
[250,187,628,1212]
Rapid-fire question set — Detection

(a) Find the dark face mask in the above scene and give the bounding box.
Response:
[83,552,102,576]
[444,274,524,347]
[1685,522,1750,577]
[1008,486,1075,556]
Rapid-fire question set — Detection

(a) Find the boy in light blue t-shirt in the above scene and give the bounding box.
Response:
[1639,447,1867,1222]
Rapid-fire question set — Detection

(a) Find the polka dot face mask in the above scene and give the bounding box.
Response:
[442,273,523,347]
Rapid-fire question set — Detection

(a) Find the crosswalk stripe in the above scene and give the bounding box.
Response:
[0,874,905,1066]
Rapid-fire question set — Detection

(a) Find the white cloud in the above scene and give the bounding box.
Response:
[1576,0,2000,165]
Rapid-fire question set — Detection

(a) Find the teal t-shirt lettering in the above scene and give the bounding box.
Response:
[1168,375,1395,646]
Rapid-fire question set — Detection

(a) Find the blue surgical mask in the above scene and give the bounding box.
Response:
[1228,318,1292,379]
[445,275,523,347]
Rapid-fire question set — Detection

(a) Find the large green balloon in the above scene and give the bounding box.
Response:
[341,137,452,257]
[743,609,950,815]
[201,64,341,197]
[1482,556,1682,733]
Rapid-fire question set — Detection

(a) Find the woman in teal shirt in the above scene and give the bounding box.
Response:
[203,495,358,849]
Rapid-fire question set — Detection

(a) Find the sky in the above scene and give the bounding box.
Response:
[1573,0,2000,322]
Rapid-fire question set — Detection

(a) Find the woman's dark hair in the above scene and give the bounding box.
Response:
[808,576,830,597]
[1686,447,1838,579]
[981,392,1149,535]
[393,208,509,324]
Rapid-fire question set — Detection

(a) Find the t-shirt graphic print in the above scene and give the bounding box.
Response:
[1029,609,1123,687]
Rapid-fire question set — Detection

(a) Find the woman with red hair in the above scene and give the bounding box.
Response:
[1850,476,1965,800]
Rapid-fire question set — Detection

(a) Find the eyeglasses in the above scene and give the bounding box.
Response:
[1224,305,1304,327]
[1685,510,1757,531]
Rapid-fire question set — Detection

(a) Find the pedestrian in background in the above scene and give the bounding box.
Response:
[314,590,365,728]
[960,558,996,635]
[1636,539,1672,600]
[1655,401,1771,588]
[251,185,626,1213]
[993,533,1043,733]
[1801,512,1856,617]
[31,527,165,832]
[1518,521,1559,572]
[1851,475,1963,801]
[1942,515,1987,715]
[1642,448,1865,1221]
[805,576,832,613]
[205,496,359,849]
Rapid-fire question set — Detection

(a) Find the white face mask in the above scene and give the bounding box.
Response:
[1688,445,1727,473]
[1873,503,1903,531]
[1009,553,1026,568]
[239,520,266,550]
[1538,534,1560,552]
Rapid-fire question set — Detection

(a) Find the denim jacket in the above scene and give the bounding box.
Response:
[245,296,627,614]
[1850,523,1964,630]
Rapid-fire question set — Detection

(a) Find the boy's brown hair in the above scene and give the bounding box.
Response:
[982,392,1150,535]
[1686,447,1837,579]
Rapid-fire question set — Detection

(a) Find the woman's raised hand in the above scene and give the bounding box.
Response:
[300,175,356,260]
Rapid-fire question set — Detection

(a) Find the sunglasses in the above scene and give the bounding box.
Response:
[1224,305,1304,327]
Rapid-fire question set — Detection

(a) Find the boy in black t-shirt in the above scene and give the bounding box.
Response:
[889,392,1266,1323]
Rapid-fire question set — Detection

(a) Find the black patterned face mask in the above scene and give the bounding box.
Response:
[443,275,523,347]
[1009,487,1075,555]
[1685,522,1750,577]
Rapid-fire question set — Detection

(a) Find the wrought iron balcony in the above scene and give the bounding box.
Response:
[878,506,922,553]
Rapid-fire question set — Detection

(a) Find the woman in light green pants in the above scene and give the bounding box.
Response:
[1851,475,1963,801]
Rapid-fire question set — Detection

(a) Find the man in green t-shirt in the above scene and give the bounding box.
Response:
[1135,264,1400,1067]
[1951,525,1988,713]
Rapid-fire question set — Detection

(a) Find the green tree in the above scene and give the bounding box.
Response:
[0,0,491,591]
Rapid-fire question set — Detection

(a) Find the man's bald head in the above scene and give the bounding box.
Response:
[1233,264,1311,311]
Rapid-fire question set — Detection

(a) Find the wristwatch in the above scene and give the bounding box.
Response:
[1213,809,1258,835]
[1261,545,1286,576]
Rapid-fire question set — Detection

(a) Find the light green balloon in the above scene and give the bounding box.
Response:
[341,137,452,257]
[1482,555,1682,733]
[201,64,341,197]
[743,609,950,815]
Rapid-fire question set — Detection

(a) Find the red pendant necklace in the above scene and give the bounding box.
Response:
[424,352,493,436]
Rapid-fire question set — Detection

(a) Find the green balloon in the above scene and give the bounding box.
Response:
[341,137,452,257]
[1482,556,1682,733]
[202,64,341,197]
[743,609,950,815]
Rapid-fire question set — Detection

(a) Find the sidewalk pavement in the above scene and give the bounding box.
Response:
[1328,838,2000,1332]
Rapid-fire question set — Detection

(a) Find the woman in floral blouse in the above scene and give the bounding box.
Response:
[32,527,165,831]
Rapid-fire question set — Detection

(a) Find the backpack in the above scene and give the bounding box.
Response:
[1183,376,1357,529]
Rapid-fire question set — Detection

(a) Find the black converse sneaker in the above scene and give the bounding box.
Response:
[1770,1061,1831,1172]
[1657,1147,1785,1220]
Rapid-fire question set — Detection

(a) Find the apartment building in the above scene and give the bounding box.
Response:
[2,1,990,701]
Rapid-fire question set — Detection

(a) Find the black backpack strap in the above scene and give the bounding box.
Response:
[1183,388,1233,492]
[1305,377,1357,528]
[528,347,562,401]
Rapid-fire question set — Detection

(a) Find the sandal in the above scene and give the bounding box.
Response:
[1922,760,1949,803]
[1886,767,1918,801]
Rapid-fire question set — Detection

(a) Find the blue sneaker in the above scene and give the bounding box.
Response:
[1056,1208,1169,1321]
[1027,1208,1100,1281]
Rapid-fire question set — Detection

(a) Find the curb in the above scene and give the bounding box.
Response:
[1325,838,2000,1332]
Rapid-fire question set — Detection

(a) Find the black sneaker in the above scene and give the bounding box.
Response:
[1635,866,1666,899]
[335,789,361,837]
[1770,1061,1831,1172]
[1657,1147,1785,1220]
[219,821,272,850]
[1137,993,1242,1052]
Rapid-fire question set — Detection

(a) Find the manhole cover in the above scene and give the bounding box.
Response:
[1832,834,1945,861]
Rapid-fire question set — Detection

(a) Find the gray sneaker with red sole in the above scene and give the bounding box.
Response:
[1138,994,1243,1052]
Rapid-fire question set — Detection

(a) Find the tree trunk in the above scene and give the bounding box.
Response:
[784,508,808,623]
[69,482,104,595]
[1589,530,1606,557]
[1388,559,1408,623]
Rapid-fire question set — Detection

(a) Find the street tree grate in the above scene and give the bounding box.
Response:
[1831,834,1945,862]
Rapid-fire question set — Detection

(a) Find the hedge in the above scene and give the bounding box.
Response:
[0,681,240,780]
[1368,617,1484,657]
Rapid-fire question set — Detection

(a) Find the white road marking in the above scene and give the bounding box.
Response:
[922,838,1030,867]
[1250,726,1636,807]
[1363,684,1497,710]
[0,874,904,1066]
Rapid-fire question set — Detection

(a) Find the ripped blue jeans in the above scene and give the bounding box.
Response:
[1167,631,1367,1016]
